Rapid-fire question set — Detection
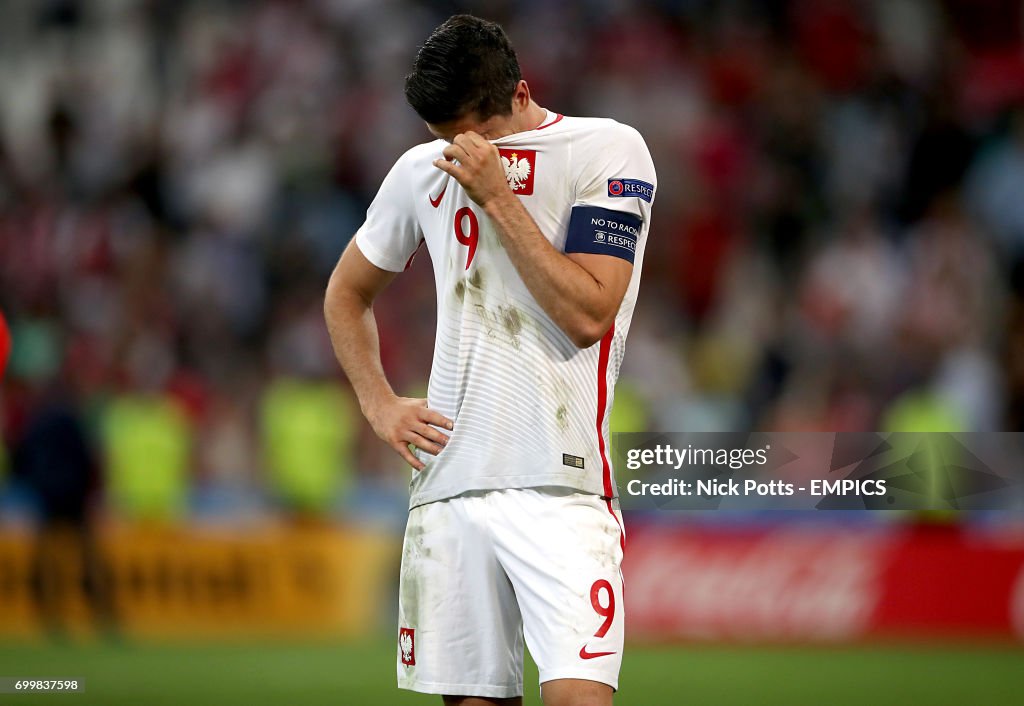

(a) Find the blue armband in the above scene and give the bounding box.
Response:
[564,206,641,264]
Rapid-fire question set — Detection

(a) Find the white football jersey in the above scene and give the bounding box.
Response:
[355,111,656,508]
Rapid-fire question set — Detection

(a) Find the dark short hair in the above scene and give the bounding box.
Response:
[404,15,522,124]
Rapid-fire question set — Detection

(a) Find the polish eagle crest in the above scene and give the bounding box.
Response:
[502,152,532,191]
[399,630,414,664]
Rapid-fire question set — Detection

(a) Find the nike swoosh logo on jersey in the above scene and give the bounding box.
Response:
[429,183,447,208]
[579,645,616,660]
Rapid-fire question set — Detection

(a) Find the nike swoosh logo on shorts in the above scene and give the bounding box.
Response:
[429,183,447,208]
[579,645,616,660]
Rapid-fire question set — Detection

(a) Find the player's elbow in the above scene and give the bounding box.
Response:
[324,267,364,322]
[323,269,345,318]
[567,313,614,349]
[569,327,602,350]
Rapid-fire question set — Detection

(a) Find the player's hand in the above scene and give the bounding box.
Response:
[365,395,453,470]
[433,132,511,208]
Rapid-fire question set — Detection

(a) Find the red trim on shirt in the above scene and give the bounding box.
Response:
[605,497,625,554]
[596,323,615,498]
[536,113,564,130]
[403,239,424,271]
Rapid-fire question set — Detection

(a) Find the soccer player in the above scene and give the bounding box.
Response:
[324,15,655,706]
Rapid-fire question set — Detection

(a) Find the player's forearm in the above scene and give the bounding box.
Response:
[484,193,614,348]
[324,278,396,416]
[324,246,452,469]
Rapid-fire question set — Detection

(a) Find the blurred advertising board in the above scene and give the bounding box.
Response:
[624,523,1024,643]
[0,524,397,639]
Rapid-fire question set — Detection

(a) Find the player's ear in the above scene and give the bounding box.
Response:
[511,80,530,112]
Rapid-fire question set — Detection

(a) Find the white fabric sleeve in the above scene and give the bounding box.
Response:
[565,123,656,262]
[354,152,422,272]
[573,123,656,216]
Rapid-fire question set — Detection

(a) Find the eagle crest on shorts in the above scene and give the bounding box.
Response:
[502,152,532,191]
[399,627,415,665]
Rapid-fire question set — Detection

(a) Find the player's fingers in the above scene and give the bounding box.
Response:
[457,132,494,161]
[441,143,469,163]
[418,407,454,430]
[463,131,490,150]
[392,441,425,470]
[402,430,443,456]
[432,159,461,179]
[414,422,449,447]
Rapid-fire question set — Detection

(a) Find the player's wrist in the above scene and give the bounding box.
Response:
[481,188,517,218]
[359,387,397,423]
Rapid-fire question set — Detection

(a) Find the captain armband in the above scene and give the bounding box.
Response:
[564,206,641,264]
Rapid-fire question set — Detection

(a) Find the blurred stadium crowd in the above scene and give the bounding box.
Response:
[1,0,1023,523]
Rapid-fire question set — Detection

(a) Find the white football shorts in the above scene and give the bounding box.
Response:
[396,487,626,698]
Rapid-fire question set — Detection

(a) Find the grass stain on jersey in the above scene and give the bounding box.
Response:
[550,377,573,435]
[497,305,523,350]
[555,404,569,431]
[457,268,529,350]
[454,266,486,305]
[500,306,523,337]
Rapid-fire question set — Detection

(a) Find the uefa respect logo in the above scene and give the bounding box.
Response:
[607,177,655,202]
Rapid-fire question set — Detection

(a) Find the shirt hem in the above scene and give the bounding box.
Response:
[397,677,523,698]
[408,474,617,510]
